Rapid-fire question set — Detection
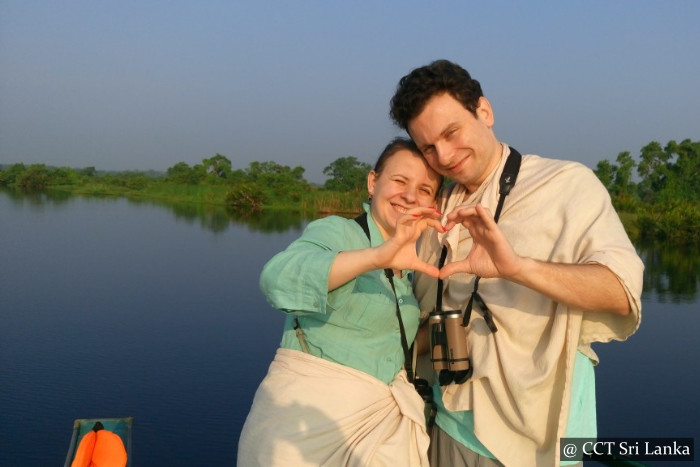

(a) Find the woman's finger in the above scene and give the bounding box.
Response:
[424,218,447,233]
[404,206,442,219]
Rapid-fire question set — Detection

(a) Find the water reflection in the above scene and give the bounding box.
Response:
[115,195,320,233]
[2,187,75,208]
[637,240,700,303]
[3,189,699,299]
[1,188,698,466]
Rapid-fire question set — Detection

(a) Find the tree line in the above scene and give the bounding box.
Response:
[0,154,372,191]
[0,154,373,214]
[1,139,698,243]
[592,139,698,244]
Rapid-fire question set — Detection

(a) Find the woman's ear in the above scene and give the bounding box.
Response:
[367,170,377,198]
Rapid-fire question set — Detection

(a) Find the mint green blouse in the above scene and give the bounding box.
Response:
[259,205,420,385]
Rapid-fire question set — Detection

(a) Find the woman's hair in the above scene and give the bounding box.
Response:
[389,59,483,131]
[373,137,444,188]
[374,137,419,173]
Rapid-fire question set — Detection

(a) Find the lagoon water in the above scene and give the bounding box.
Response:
[1,190,698,466]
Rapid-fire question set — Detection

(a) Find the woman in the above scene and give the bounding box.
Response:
[238,138,444,466]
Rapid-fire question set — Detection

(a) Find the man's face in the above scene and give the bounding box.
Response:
[408,92,501,193]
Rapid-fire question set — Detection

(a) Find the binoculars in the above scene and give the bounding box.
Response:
[429,309,473,386]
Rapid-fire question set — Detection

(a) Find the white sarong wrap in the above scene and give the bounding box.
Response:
[237,348,430,466]
[414,145,643,466]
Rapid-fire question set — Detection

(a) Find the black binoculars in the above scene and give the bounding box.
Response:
[429,309,473,386]
[412,377,433,403]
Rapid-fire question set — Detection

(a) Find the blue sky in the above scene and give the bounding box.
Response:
[1,1,698,183]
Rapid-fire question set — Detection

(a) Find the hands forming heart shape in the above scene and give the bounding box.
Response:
[379,204,522,281]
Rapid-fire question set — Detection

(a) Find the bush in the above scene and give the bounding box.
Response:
[16,164,51,190]
[225,183,264,214]
[0,163,27,186]
[637,201,700,244]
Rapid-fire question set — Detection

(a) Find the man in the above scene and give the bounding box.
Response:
[390,59,643,466]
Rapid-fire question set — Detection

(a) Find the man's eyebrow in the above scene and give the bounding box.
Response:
[420,143,434,153]
[441,122,458,136]
[418,123,454,153]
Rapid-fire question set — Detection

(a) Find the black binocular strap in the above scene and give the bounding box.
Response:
[293,317,311,353]
[354,212,416,383]
[460,147,522,332]
[436,245,449,306]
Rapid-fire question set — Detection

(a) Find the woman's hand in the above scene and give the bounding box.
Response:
[374,206,445,278]
[327,207,444,290]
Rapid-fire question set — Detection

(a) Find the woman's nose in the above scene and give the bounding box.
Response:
[402,186,417,203]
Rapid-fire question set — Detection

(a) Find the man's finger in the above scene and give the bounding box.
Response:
[446,206,477,222]
[414,262,440,278]
[439,261,471,279]
[475,204,497,226]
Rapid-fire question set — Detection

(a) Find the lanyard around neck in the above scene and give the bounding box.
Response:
[439,146,523,332]
[354,212,415,383]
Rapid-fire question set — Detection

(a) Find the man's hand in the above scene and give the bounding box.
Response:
[439,203,631,315]
[440,203,522,280]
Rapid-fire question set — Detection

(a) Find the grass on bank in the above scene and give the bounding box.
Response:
[33,180,700,245]
[56,181,366,215]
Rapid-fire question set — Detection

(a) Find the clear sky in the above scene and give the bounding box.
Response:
[1,1,698,183]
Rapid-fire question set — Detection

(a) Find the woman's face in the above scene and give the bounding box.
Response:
[367,149,441,239]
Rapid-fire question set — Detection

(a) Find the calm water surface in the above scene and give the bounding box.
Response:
[1,191,698,466]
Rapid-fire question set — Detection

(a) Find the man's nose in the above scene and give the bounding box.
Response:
[434,140,453,165]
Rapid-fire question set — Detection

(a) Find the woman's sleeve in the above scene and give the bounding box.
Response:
[259,217,355,314]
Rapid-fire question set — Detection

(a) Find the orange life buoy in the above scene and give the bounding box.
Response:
[71,422,127,467]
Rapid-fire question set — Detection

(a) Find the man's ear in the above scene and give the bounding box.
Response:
[476,96,495,127]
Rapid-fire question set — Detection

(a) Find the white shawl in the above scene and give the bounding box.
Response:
[238,348,430,466]
[414,144,643,466]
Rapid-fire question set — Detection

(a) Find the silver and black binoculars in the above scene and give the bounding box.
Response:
[429,309,472,386]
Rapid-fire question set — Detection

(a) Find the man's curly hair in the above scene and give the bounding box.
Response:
[389,60,484,132]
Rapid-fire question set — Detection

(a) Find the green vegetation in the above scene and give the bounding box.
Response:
[322,156,372,191]
[0,154,368,217]
[2,138,698,244]
[593,138,699,244]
